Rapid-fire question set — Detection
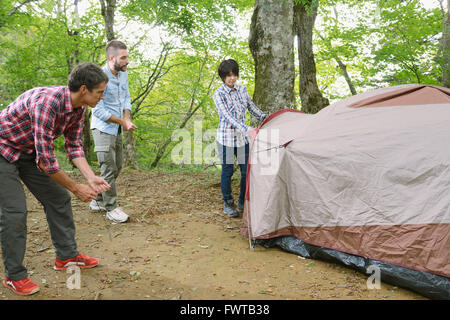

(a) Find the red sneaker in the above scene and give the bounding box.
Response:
[3,277,40,296]
[54,253,99,270]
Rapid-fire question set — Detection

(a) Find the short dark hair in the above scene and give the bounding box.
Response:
[106,40,127,58]
[67,62,108,92]
[218,59,239,82]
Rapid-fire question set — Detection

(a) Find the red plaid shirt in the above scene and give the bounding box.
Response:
[0,86,86,174]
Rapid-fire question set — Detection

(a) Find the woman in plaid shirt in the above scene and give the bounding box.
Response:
[213,59,267,217]
[0,62,110,295]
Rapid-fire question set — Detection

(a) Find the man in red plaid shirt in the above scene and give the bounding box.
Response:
[0,62,111,296]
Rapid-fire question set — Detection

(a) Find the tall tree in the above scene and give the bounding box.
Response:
[440,0,450,87]
[294,0,329,113]
[99,0,116,41]
[248,0,296,114]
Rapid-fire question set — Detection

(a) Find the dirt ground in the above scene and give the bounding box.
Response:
[0,169,427,300]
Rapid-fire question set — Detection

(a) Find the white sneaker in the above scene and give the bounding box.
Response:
[89,200,106,211]
[106,207,129,223]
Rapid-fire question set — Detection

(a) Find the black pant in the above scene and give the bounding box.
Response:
[0,153,78,280]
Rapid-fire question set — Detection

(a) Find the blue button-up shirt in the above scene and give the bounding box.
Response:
[91,65,132,136]
[213,83,266,147]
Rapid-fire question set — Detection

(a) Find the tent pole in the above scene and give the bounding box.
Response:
[245,200,254,250]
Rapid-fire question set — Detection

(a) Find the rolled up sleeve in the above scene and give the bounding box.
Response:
[123,73,132,111]
[92,99,112,122]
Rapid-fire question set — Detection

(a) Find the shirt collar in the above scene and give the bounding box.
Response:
[222,83,236,93]
[64,86,85,113]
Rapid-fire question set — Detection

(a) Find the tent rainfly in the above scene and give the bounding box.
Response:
[240,84,450,300]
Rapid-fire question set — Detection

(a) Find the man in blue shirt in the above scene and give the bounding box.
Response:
[90,40,137,223]
[213,59,267,217]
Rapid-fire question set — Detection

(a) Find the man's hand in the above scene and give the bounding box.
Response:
[70,157,110,201]
[39,160,98,203]
[122,118,138,131]
[107,114,137,131]
[73,184,98,202]
[87,175,110,194]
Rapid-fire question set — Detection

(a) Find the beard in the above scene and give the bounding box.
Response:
[113,60,127,72]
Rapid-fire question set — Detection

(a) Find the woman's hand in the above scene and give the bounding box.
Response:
[245,127,259,144]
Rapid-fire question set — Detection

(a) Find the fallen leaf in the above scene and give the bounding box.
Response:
[130,271,141,278]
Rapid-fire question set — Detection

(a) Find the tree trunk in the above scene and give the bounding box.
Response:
[335,57,357,95]
[82,108,92,161]
[123,129,138,168]
[317,33,357,96]
[249,0,296,115]
[441,0,450,87]
[99,0,116,42]
[122,120,138,168]
[330,7,357,95]
[294,1,329,114]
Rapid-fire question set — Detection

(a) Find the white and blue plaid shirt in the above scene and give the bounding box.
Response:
[213,83,266,147]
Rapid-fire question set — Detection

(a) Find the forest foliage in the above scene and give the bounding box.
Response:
[0,0,446,169]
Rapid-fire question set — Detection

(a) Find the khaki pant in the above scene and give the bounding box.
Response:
[92,129,123,211]
[0,153,78,280]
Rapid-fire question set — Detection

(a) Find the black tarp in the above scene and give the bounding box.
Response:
[256,236,450,300]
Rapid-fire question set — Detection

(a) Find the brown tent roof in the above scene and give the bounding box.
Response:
[348,85,450,108]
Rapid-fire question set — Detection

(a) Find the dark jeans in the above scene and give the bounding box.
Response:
[0,153,78,280]
[217,142,249,204]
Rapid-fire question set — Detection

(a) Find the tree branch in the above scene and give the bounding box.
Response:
[0,0,40,28]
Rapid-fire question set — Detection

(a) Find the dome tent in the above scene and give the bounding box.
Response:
[240,84,450,299]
